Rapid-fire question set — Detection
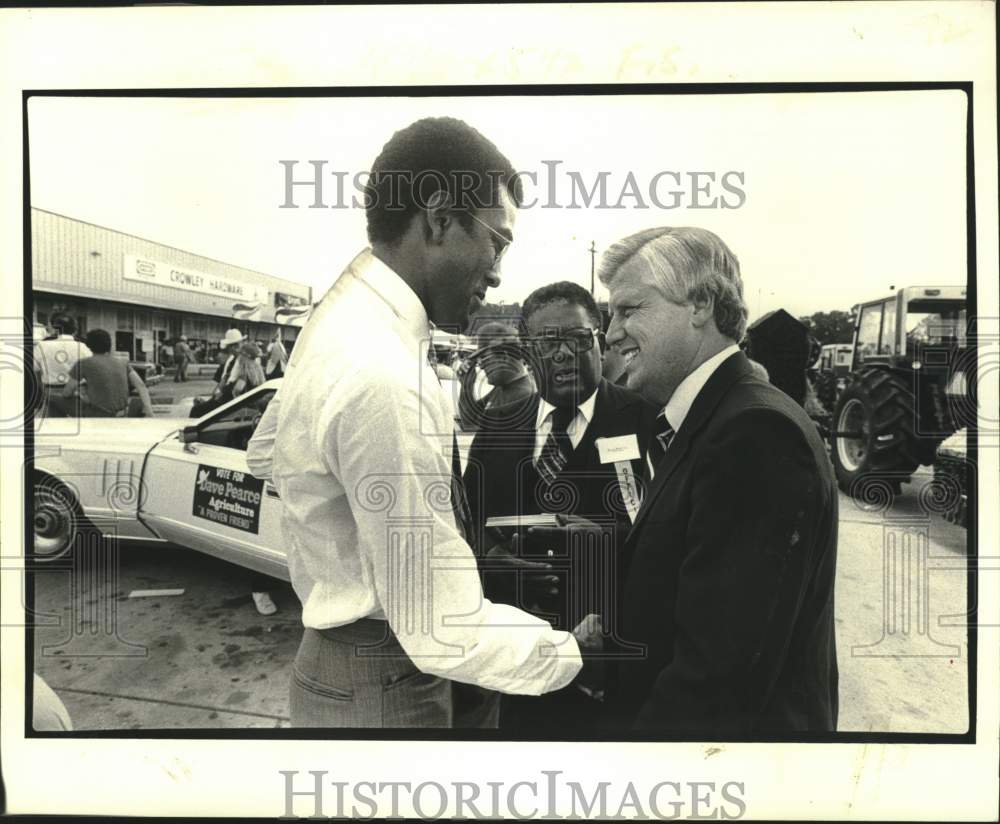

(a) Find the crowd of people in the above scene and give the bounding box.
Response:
[33,315,291,421]
[33,314,154,419]
[33,117,839,734]
[241,116,839,734]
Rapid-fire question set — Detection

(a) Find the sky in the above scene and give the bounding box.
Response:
[28,91,967,321]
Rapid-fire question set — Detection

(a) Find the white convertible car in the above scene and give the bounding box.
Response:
[32,377,471,578]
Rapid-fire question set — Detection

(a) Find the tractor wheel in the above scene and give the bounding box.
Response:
[813,370,840,416]
[831,369,923,494]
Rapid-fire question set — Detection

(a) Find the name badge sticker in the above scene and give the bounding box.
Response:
[595,434,641,464]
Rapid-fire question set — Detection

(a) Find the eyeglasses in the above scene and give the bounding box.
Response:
[465,211,511,269]
[530,327,602,357]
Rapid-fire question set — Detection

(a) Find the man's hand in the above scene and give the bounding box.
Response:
[572,612,604,652]
[483,541,559,612]
[572,613,606,697]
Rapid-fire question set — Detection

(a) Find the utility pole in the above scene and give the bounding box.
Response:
[589,240,597,296]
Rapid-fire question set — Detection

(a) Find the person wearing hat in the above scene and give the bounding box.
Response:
[173,335,193,383]
[190,328,245,418]
[214,328,245,385]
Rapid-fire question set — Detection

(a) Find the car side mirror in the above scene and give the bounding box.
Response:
[180,425,199,444]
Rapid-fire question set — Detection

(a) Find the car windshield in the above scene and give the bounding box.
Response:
[905,301,967,347]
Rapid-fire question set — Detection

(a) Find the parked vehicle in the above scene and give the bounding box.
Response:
[830,285,969,506]
[810,343,853,416]
[32,378,472,570]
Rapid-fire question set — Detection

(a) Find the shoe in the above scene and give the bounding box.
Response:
[252,591,277,615]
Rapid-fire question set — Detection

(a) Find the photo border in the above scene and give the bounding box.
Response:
[21,80,979,745]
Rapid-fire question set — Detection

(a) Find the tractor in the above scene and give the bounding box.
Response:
[810,342,853,416]
[829,285,970,501]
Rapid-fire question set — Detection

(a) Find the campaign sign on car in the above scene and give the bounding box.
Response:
[192,464,264,534]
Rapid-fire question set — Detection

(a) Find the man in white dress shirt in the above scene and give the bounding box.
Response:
[247,117,584,728]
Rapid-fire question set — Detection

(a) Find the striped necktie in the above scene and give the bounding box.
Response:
[646,414,675,480]
[536,405,575,486]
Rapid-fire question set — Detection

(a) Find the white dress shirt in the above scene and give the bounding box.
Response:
[663,344,742,433]
[247,249,581,696]
[532,389,599,462]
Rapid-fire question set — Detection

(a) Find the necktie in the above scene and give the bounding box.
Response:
[646,414,675,480]
[536,405,575,486]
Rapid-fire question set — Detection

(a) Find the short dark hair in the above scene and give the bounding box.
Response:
[85,328,112,354]
[476,321,519,346]
[521,281,602,329]
[365,117,523,245]
[49,312,77,337]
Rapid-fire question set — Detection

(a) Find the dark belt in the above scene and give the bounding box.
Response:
[315,617,399,647]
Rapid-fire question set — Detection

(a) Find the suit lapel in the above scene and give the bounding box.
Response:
[627,352,755,543]
[569,380,636,467]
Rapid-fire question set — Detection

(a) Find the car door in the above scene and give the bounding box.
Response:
[139,385,289,581]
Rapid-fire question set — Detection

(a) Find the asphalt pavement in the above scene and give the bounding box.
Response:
[32,367,974,733]
[31,468,971,733]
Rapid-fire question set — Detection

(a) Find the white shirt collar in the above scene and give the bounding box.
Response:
[662,344,741,432]
[536,387,599,439]
[349,248,430,343]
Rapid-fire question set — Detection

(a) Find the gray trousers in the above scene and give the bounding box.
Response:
[289,620,498,729]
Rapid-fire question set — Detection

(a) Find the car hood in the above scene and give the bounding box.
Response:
[34,416,188,449]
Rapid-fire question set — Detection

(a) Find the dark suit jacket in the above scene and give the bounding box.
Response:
[463,379,658,632]
[610,351,839,734]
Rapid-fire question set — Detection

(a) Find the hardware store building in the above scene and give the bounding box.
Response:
[31,208,312,367]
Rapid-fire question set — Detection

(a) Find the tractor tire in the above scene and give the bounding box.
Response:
[831,369,923,494]
[813,370,840,416]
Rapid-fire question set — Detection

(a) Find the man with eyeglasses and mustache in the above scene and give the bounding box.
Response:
[462,281,659,734]
[247,118,586,729]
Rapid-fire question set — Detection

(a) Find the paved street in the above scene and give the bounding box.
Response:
[147,369,217,416]
[31,467,971,734]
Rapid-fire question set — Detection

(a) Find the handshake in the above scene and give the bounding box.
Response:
[482,514,608,692]
[481,512,608,613]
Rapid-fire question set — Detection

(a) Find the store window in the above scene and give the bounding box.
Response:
[117,309,134,331]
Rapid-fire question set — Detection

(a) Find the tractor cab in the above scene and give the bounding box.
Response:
[851,286,968,370]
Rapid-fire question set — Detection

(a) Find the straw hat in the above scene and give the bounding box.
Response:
[220,328,245,348]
